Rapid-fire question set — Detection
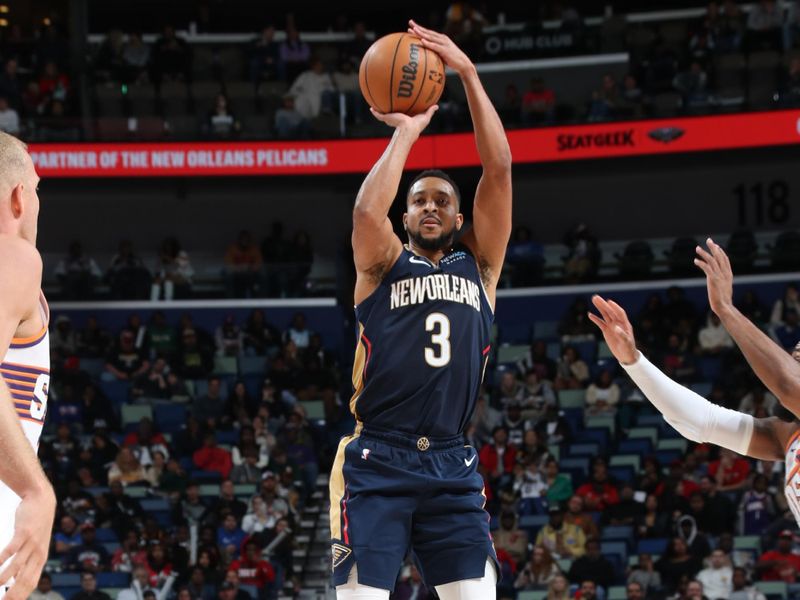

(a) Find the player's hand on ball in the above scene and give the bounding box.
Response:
[588,295,639,365]
[694,237,734,316]
[370,104,438,135]
[0,486,56,600]
[408,19,473,76]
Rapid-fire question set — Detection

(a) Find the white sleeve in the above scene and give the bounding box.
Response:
[622,352,754,456]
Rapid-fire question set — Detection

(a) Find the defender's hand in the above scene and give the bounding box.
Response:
[407,20,473,76]
[694,237,735,316]
[588,295,638,365]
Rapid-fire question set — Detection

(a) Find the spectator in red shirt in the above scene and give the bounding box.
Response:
[708,448,750,492]
[757,530,800,582]
[521,77,555,125]
[575,457,619,511]
[38,60,70,104]
[229,540,275,592]
[479,426,517,483]
[193,432,233,479]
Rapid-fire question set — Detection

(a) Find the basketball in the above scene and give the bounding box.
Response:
[359,32,446,116]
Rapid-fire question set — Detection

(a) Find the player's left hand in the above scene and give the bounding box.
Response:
[694,237,734,316]
[407,20,473,76]
[588,295,638,365]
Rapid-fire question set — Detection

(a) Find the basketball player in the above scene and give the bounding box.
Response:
[588,281,800,524]
[0,132,57,600]
[330,20,512,600]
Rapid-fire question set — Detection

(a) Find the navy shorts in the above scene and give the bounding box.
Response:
[329,425,498,591]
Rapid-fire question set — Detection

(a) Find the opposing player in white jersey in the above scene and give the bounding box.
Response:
[589,240,800,526]
[0,132,57,600]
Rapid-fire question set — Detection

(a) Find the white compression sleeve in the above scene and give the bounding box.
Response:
[622,352,754,455]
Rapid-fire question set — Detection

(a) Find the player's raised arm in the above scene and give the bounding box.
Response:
[588,295,793,462]
[696,238,800,418]
[409,20,512,306]
[0,237,56,600]
[351,105,438,304]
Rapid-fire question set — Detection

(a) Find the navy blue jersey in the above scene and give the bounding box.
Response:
[350,244,494,436]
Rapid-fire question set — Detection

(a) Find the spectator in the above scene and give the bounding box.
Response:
[103,480,146,536]
[686,580,709,600]
[132,357,171,400]
[697,549,733,600]
[143,543,174,588]
[70,572,111,600]
[117,566,155,600]
[193,376,227,428]
[54,514,83,555]
[628,554,662,597]
[217,513,246,560]
[605,483,645,526]
[479,426,517,487]
[176,481,209,527]
[228,540,275,593]
[39,60,70,105]
[78,315,112,359]
[249,26,281,83]
[151,237,194,301]
[107,240,151,299]
[329,60,365,124]
[717,1,745,52]
[673,61,710,108]
[65,522,110,573]
[152,25,191,84]
[207,94,241,139]
[698,312,734,354]
[738,387,777,417]
[778,58,800,106]
[657,537,703,594]
[708,449,750,492]
[545,458,574,505]
[569,538,615,591]
[563,223,600,283]
[661,333,697,383]
[729,567,766,600]
[535,504,586,560]
[625,581,645,600]
[122,32,150,84]
[520,370,557,420]
[52,314,78,357]
[494,370,523,407]
[564,494,599,539]
[575,457,619,511]
[587,74,620,121]
[175,328,214,379]
[216,316,245,357]
[499,83,522,127]
[211,479,248,523]
[574,580,598,600]
[471,392,502,445]
[494,510,529,566]
[288,58,334,121]
[520,340,558,383]
[546,574,571,600]
[243,308,281,356]
[697,475,736,535]
[584,370,620,418]
[0,58,22,109]
[746,0,783,51]
[515,544,561,590]
[104,329,150,382]
[194,432,233,479]
[506,225,545,286]
[274,92,310,139]
[770,308,800,350]
[757,529,800,582]
[279,26,311,82]
[618,74,645,118]
[739,474,776,535]
[107,447,148,486]
[242,495,274,534]
[55,241,103,300]
[769,284,800,325]
[0,95,20,134]
[30,573,65,600]
[522,77,556,125]
[554,345,590,390]
[225,230,263,298]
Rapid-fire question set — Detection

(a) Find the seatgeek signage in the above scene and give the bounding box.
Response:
[29,110,800,178]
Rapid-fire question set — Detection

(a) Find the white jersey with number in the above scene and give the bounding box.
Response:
[784,429,800,526]
[0,292,50,566]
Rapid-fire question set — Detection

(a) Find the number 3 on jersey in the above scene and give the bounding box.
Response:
[31,373,50,420]
[425,312,451,367]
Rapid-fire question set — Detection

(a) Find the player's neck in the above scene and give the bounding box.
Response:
[405,242,448,265]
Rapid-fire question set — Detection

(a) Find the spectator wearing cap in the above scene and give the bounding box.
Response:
[30,573,65,600]
[66,522,110,573]
[757,530,800,582]
[535,504,586,560]
[228,540,275,594]
[70,572,111,600]
[259,472,290,527]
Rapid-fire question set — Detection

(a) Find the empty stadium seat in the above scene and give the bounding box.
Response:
[153,403,187,433]
[121,404,153,428]
[610,454,641,471]
[559,389,585,409]
[627,427,657,445]
[755,581,787,600]
[533,320,559,340]
[496,344,530,365]
[567,443,599,457]
[637,538,668,555]
[97,572,131,588]
[214,356,238,375]
[95,528,119,543]
[602,526,634,545]
[617,438,651,455]
[239,355,268,375]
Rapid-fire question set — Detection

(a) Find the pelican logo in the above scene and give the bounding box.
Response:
[398,43,421,98]
[361,448,371,460]
[331,543,352,569]
[648,127,684,144]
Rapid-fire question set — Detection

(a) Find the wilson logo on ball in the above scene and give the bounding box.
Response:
[398,43,421,98]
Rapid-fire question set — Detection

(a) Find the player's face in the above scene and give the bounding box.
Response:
[404,177,463,252]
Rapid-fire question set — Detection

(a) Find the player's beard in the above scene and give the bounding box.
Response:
[408,223,456,252]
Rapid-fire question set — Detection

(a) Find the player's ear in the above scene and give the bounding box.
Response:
[9,183,23,219]
[455,212,464,230]
[402,213,408,231]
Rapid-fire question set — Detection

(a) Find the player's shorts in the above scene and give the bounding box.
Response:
[329,425,498,591]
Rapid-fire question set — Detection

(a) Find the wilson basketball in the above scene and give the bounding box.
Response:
[359,32,446,116]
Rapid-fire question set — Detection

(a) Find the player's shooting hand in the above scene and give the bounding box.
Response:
[370,104,438,136]
[0,485,56,600]
[407,20,473,76]
[694,238,734,316]
[588,295,639,365]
